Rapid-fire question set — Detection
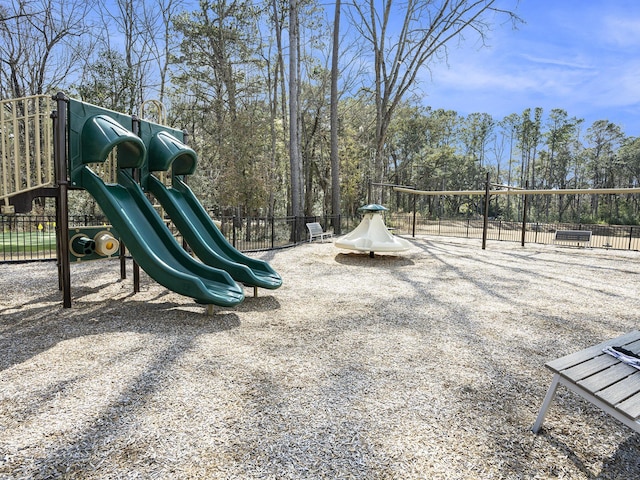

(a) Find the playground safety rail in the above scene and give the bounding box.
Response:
[0,95,54,213]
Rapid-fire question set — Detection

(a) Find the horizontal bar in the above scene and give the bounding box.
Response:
[393,187,640,196]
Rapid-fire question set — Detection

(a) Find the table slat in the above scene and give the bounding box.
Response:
[616,392,640,420]
[547,331,640,372]
[596,373,640,406]
[578,362,637,392]
[561,355,618,382]
[622,339,640,355]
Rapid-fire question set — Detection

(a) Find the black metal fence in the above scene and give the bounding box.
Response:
[387,214,640,251]
[2,213,639,263]
[0,214,345,262]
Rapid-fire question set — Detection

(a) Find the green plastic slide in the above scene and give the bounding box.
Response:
[80,166,245,306]
[147,174,282,290]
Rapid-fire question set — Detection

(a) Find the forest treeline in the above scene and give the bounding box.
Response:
[2,0,639,225]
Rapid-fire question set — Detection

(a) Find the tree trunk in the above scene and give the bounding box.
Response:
[330,0,342,234]
[289,0,303,235]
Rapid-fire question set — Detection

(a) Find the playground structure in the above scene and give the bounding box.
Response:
[1,93,281,309]
[335,204,412,257]
[1,95,54,214]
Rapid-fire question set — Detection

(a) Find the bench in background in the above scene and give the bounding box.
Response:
[306,222,332,242]
[554,229,592,247]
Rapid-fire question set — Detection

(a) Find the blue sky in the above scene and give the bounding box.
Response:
[422,0,640,136]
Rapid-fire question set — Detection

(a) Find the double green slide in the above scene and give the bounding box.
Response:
[69,99,281,306]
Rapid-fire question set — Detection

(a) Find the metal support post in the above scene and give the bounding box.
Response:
[131,115,141,293]
[482,172,490,250]
[52,93,71,308]
[412,195,417,237]
[521,181,529,247]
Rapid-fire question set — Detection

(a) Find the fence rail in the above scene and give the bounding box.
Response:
[2,213,639,263]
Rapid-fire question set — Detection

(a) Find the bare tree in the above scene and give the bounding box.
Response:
[348,0,521,202]
[145,0,183,104]
[91,0,152,112]
[0,0,93,98]
[84,0,184,112]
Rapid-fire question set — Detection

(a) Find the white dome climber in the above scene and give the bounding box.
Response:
[335,204,411,257]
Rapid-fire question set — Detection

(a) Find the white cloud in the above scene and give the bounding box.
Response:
[601,16,640,48]
[408,1,640,133]
[517,53,593,70]
[583,61,640,108]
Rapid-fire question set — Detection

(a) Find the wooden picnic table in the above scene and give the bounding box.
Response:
[533,330,640,434]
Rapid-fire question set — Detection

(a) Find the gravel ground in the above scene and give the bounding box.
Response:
[1,236,639,479]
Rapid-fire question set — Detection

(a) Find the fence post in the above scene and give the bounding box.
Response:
[271,216,275,249]
[521,182,529,247]
[629,226,634,251]
[412,195,416,237]
[482,172,490,250]
[232,215,237,248]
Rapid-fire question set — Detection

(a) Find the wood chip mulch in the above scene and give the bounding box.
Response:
[1,236,639,479]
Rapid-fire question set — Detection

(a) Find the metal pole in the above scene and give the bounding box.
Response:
[52,92,71,308]
[521,181,529,247]
[131,115,141,293]
[412,194,416,237]
[482,172,490,250]
[271,216,275,249]
[119,241,127,279]
[233,215,237,247]
[180,129,190,252]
